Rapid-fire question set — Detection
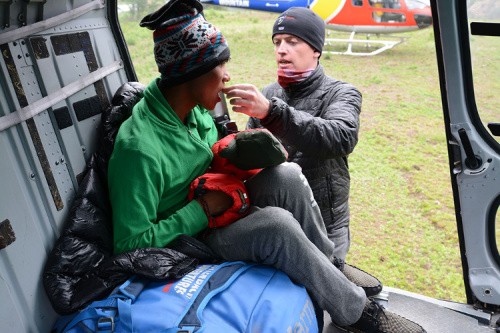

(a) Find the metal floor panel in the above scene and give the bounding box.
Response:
[323,287,496,333]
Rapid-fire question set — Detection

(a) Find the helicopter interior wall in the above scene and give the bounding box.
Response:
[0,1,128,332]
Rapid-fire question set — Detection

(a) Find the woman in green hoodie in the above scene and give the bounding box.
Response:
[107,1,425,332]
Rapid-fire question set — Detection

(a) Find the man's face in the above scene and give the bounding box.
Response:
[189,62,230,110]
[272,34,320,71]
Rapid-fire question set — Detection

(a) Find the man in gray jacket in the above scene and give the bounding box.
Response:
[223,7,360,261]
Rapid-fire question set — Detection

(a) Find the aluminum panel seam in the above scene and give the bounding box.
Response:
[0,0,106,45]
[0,60,123,132]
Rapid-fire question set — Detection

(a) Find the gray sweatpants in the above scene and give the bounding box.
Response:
[202,162,366,326]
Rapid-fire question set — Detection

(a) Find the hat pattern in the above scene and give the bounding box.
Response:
[153,13,228,84]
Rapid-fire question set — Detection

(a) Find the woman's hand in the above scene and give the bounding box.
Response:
[199,191,233,216]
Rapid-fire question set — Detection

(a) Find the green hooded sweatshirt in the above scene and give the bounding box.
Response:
[108,79,218,254]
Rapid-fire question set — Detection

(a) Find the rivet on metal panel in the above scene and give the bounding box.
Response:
[0,219,16,250]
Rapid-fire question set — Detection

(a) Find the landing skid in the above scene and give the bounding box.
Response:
[322,287,498,332]
[323,31,407,56]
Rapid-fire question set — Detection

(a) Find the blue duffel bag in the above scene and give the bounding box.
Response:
[53,261,318,332]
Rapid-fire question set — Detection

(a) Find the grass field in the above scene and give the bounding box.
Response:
[119,7,467,302]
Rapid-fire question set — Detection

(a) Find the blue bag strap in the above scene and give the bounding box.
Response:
[54,298,121,333]
[177,262,255,330]
[116,276,148,301]
[58,306,117,332]
[56,276,147,333]
[116,297,134,332]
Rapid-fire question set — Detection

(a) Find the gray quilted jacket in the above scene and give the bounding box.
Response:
[247,65,361,254]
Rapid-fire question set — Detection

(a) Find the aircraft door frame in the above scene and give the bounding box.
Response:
[432,0,500,307]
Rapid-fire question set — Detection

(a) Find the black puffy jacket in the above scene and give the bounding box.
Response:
[247,65,361,258]
[43,82,218,315]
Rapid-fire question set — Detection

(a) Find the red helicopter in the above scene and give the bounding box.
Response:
[202,0,433,55]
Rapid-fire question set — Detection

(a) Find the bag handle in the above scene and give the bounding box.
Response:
[56,276,146,333]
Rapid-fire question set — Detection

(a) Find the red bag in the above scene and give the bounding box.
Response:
[188,173,251,228]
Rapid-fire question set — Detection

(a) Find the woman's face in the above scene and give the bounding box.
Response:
[190,62,231,110]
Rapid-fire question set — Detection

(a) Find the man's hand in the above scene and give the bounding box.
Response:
[222,84,270,119]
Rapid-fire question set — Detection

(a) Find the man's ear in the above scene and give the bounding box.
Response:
[314,50,321,60]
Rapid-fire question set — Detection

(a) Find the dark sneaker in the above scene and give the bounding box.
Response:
[333,258,383,297]
[345,299,426,333]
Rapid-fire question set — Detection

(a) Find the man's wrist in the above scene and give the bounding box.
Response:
[261,99,272,119]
